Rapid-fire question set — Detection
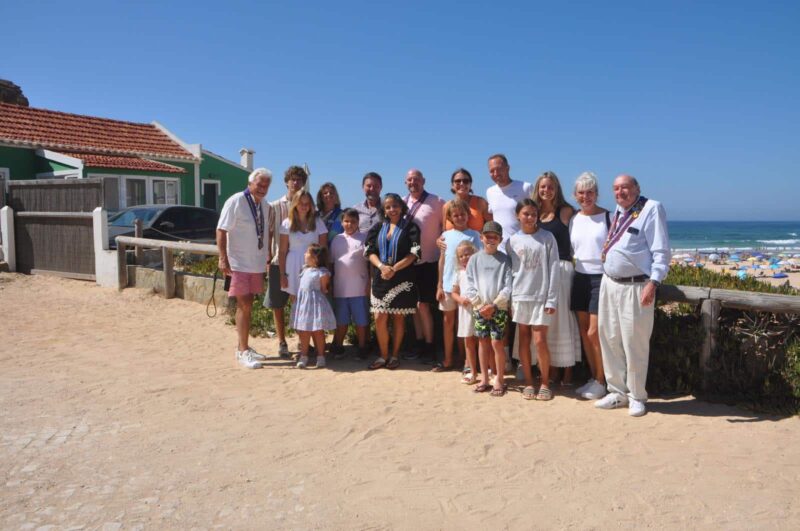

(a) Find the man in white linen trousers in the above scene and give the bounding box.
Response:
[595,174,670,417]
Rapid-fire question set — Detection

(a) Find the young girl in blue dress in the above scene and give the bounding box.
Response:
[291,244,337,369]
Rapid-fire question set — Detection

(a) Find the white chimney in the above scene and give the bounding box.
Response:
[239,148,255,171]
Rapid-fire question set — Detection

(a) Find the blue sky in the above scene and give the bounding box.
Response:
[3,1,798,220]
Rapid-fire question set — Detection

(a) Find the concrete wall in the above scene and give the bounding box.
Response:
[93,207,118,287]
[127,265,233,309]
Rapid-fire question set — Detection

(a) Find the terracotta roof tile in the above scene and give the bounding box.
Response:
[58,152,187,174]
[0,103,195,160]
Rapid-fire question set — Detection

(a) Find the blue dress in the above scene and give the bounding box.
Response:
[291,267,337,332]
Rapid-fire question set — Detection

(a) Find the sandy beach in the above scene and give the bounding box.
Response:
[690,261,800,290]
[2,272,799,529]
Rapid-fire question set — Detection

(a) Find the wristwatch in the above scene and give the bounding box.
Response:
[650,279,661,287]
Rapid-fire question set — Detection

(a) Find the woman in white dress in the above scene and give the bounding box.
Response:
[279,191,327,298]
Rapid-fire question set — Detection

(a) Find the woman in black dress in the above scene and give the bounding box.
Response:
[364,193,421,370]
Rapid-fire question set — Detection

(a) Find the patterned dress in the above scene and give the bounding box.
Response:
[290,267,336,332]
[365,220,421,314]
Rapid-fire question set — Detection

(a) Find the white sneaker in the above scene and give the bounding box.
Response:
[628,399,647,417]
[315,356,326,369]
[582,380,608,400]
[236,350,262,369]
[594,393,628,409]
[576,379,595,395]
[246,348,266,361]
[296,356,309,369]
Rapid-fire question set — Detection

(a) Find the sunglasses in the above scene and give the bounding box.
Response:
[453,178,471,184]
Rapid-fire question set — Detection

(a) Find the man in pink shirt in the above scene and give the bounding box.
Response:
[403,169,445,362]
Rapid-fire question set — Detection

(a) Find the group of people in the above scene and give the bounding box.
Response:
[216,153,670,417]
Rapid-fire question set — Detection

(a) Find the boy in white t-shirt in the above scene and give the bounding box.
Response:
[329,208,370,359]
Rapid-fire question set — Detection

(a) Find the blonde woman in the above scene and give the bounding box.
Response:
[279,191,327,298]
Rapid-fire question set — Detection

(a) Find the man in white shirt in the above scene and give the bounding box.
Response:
[485,154,533,248]
[595,175,670,417]
[266,165,308,357]
[403,169,444,362]
[217,168,273,369]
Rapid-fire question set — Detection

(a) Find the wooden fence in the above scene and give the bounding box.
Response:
[10,179,104,278]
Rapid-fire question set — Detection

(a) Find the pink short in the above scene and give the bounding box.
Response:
[228,271,265,297]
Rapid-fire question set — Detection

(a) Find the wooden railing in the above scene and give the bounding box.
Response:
[116,236,218,299]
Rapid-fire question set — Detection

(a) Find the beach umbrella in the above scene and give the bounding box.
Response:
[747,257,758,262]
[739,266,749,270]
[770,264,780,270]
[695,262,705,268]
[737,270,748,280]
[754,253,765,259]
[708,253,720,261]
[773,273,789,279]
[683,257,693,262]
[729,254,741,261]
[789,259,798,265]
[778,260,789,265]
[794,254,800,258]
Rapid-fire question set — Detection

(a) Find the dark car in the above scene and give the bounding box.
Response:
[108,205,219,248]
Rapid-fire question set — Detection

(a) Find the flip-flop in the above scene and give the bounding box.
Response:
[473,383,492,393]
[431,362,453,373]
[386,357,400,370]
[490,384,507,397]
[536,387,554,401]
[522,385,536,400]
[367,358,386,370]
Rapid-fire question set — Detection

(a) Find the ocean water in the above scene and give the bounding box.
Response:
[669,221,800,253]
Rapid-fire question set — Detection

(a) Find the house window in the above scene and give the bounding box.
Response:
[152,179,178,205]
[126,178,147,207]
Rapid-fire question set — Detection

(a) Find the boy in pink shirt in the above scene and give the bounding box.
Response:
[329,208,371,359]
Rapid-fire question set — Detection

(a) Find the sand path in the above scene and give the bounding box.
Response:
[1,273,799,529]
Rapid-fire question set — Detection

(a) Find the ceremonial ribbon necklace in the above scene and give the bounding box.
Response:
[243,188,265,250]
[404,190,429,223]
[601,195,648,262]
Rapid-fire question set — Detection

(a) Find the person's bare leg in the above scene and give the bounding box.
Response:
[298,331,311,356]
[577,311,595,377]
[442,310,456,367]
[391,314,406,359]
[533,327,551,390]
[235,294,254,351]
[274,307,287,344]
[412,312,424,342]
[477,338,491,387]
[492,339,506,389]
[356,325,368,348]
[312,330,326,358]
[333,325,348,350]
[587,313,605,384]
[465,337,477,380]
[375,313,389,360]
[417,302,434,343]
[517,324,534,387]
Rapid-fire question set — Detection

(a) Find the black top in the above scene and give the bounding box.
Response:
[539,205,573,261]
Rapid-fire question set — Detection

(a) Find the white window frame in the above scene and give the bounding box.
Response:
[88,173,182,209]
[201,179,221,210]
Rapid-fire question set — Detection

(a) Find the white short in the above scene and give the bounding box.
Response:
[512,300,552,327]
[438,292,458,312]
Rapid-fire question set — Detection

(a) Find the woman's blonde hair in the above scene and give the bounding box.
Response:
[288,191,317,233]
[455,240,478,270]
[532,171,573,211]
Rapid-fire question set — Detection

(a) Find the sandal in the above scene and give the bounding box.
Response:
[461,373,477,385]
[536,387,554,401]
[386,357,400,370]
[431,362,452,373]
[522,385,536,400]
[367,357,386,370]
[473,383,492,393]
[490,384,507,397]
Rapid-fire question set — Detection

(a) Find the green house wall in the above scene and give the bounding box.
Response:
[0,146,38,179]
[199,153,249,209]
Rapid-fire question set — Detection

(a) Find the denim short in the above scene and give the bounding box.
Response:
[334,296,370,327]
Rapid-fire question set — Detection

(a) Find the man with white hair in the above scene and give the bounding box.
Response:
[595,174,670,416]
[217,168,273,369]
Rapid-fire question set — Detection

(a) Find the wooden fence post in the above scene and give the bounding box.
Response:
[133,218,143,265]
[117,242,127,290]
[162,246,175,299]
[700,298,721,390]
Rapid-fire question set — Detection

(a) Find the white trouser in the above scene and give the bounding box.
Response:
[598,276,654,401]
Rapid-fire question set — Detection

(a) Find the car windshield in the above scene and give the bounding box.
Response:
[109,208,162,226]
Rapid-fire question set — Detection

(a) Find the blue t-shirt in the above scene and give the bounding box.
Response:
[441,228,482,293]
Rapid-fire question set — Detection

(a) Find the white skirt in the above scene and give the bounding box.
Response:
[512,300,553,327]
[457,303,475,338]
[513,260,581,367]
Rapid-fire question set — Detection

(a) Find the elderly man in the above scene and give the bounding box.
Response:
[217,168,273,369]
[595,175,670,417]
[353,171,383,233]
[486,154,533,247]
[267,165,308,357]
[403,169,445,362]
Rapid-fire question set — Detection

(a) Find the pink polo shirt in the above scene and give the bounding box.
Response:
[405,191,444,264]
